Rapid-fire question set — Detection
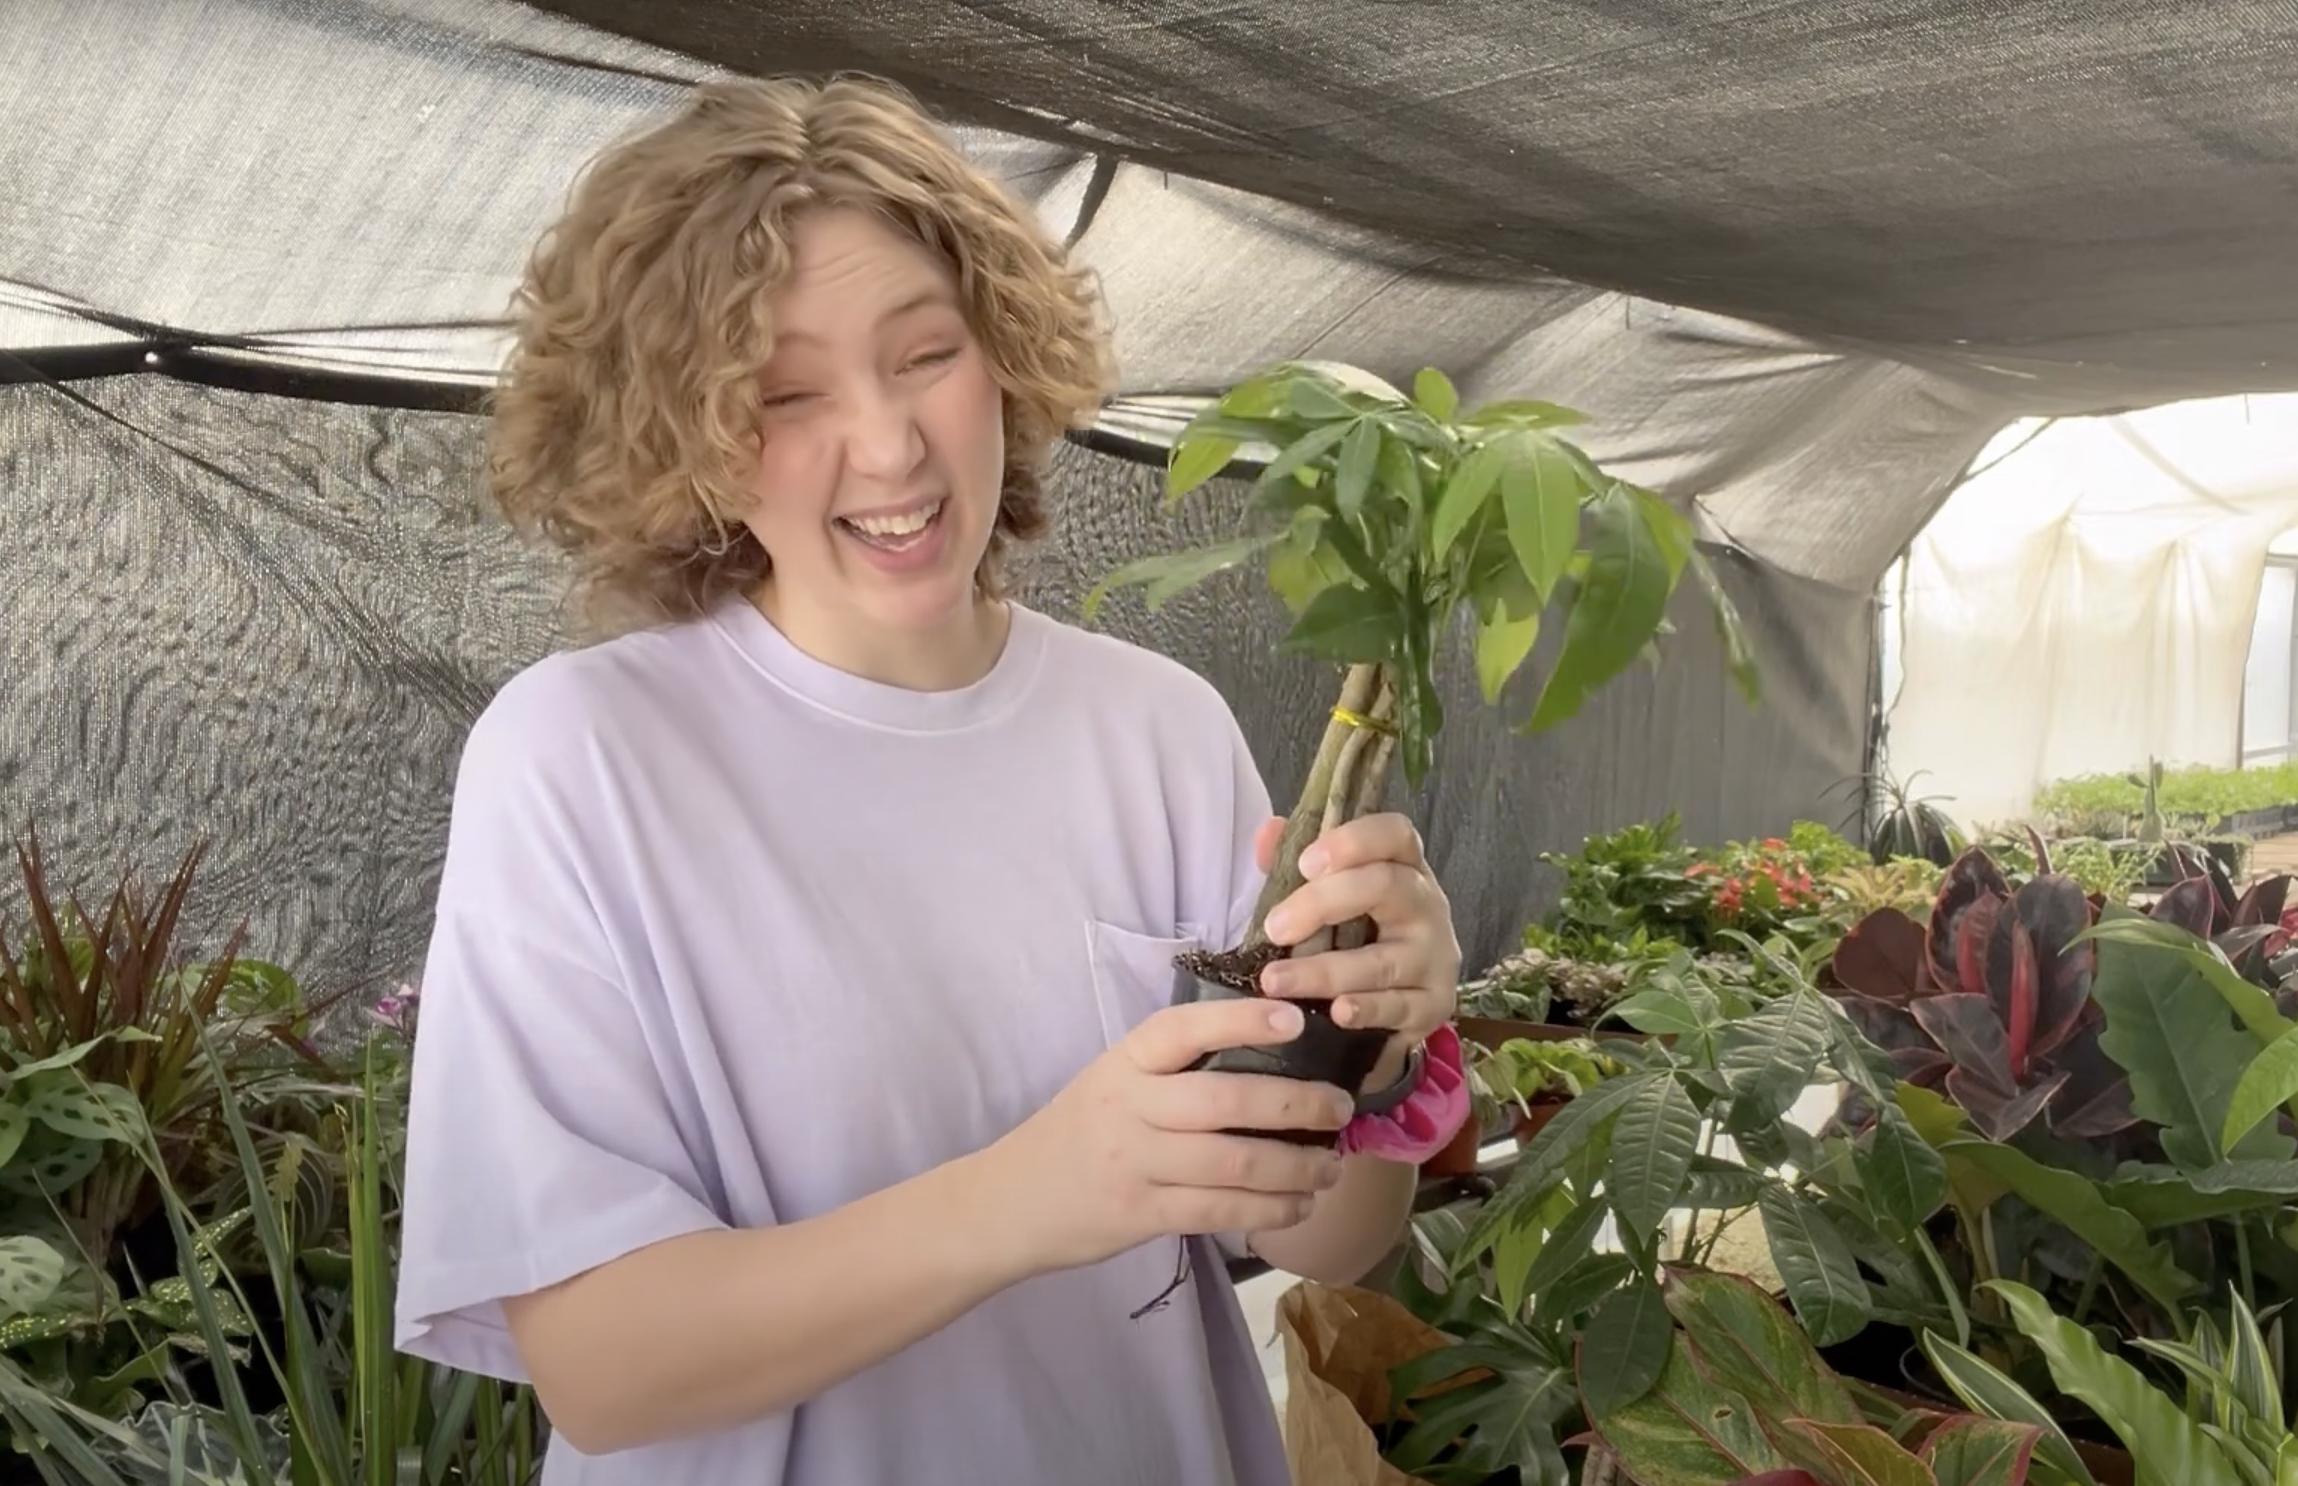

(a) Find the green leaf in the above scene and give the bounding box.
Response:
[1286,377,1357,420]
[2227,1291,2280,1428]
[1254,418,1356,495]
[1389,1333,1577,1485]
[1377,434,1424,513]
[1940,1138,2199,1312]
[1588,1338,1791,1485]
[2081,916,2298,1047]
[1165,434,1242,502]
[1611,1076,1701,1245]
[19,1075,145,1144]
[1626,483,1694,582]
[1335,419,1379,516]
[1413,367,1460,421]
[1265,510,1351,616]
[1526,482,1675,731]
[1662,1269,1860,1426]
[1476,606,1540,704]
[1496,1186,1576,1318]
[1502,435,1584,602]
[1922,1331,2099,1486]
[1517,1197,1612,1310]
[1689,549,1761,704]
[2092,919,2292,1169]
[2226,1025,2298,1152]
[1579,1276,1673,1417]
[1458,1074,1659,1266]
[1679,1159,1768,1212]
[1758,1186,1870,1346]
[1432,437,1509,561]
[1897,1080,1972,1147]
[1990,1279,2244,1486]
[4,1036,110,1079]
[1608,988,1713,1039]
[1282,582,1399,663]
[1464,398,1586,429]
[0,1124,103,1198]
[1919,1417,2047,1486]
[0,1237,65,1320]
[1082,531,1282,621]
[1783,1419,1935,1486]
[1860,1103,1948,1235]
[1716,988,1835,1127]
[0,1100,26,1170]
[2101,1160,2298,1227]
[1543,1252,1636,1323]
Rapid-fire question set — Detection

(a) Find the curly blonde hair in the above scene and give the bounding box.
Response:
[488,75,1114,628]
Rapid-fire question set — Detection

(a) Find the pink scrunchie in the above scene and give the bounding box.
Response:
[1337,1021,1469,1162]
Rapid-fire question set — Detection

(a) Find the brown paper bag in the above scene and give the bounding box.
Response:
[1274,1281,1454,1486]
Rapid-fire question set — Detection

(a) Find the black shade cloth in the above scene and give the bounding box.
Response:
[540,0,2298,407]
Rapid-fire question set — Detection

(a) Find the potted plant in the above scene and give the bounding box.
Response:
[1086,361,1758,1107]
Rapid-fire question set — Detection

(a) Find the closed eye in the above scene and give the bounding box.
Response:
[760,390,817,410]
[903,347,960,372]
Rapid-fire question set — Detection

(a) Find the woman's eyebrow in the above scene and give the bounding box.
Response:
[774,289,958,347]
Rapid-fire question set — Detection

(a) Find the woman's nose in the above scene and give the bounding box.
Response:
[842,381,926,480]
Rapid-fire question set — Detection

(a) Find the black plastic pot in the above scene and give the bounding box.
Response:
[1171,967,1393,1144]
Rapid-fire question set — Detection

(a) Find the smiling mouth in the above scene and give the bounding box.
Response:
[835,499,945,551]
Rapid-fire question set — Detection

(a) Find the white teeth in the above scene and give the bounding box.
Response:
[848,501,941,538]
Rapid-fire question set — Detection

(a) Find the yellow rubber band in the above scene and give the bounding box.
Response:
[1331,705,1398,736]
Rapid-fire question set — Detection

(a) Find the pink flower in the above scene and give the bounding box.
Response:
[369,982,421,1035]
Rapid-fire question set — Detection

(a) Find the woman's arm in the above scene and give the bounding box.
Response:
[504,1147,1018,1455]
[502,994,1350,1455]
[1240,1038,1418,1284]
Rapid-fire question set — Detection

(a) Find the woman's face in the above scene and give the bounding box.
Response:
[743,206,1007,644]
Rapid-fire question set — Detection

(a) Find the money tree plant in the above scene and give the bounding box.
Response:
[1086,360,1759,1097]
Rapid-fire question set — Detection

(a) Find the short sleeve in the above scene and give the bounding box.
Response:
[392,674,729,1382]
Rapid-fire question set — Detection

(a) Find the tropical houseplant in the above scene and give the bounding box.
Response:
[1086,360,1758,1100]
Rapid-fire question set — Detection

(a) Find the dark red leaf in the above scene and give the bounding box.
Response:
[1837,994,1952,1084]
[2046,1029,2139,1139]
[1910,993,2015,1095]
[2235,876,2292,930]
[1928,849,2011,994]
[1956,897,2002,999]
[2151,878,2215,938]
[1947,1063,2068,1143]
[1831,907,1930,1003]
[2005,923,2038,1081]
[2010,875,2094,1059]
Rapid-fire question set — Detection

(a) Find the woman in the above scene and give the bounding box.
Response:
[394,74,1466,1484]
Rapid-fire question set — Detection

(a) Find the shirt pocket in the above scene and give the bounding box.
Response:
[1084,918,1206,1049]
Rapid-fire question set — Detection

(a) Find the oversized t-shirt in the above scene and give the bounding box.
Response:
[393,593,1291,1485]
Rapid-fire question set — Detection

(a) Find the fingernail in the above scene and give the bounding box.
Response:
[1332,999,1354,1026]
[1268,1003,1304,1035]
[1300,844,1330,877]
[1259,965,1293,994]
[1329,1094,1355,1125]
[1264,910,1297,942]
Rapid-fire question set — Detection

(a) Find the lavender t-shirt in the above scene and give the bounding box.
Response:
[393,595,1289,1485]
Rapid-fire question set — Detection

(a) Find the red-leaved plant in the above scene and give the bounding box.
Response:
[1827,847,2133,1144]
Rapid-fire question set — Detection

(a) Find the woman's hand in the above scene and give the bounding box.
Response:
[985,997,1353,1274]
[1252,813,1462,1081]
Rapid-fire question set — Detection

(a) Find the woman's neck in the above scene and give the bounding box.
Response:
[748,582,1011,693]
